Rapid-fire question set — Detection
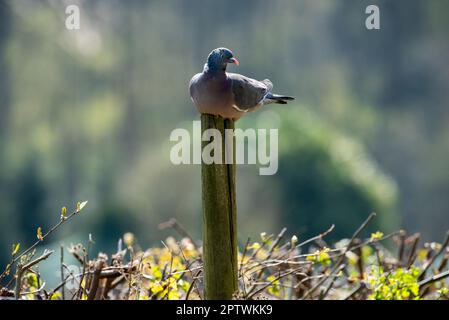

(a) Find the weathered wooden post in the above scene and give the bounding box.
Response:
[201,113,238,300]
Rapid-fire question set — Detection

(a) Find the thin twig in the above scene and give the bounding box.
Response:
[246,228,287,295]
[419,230,449,281]
[418,269,449,287]
[1,208,82,282]
[296,225,335,249]
[301,213,376,299]
[87,259,105,300]
[60,245,65,300]
[158,218,199,248]
[406,233,420,268]
[239,238,251,297]
[14,250,53,299]
[246,266,303,300]
[344,282,366,300]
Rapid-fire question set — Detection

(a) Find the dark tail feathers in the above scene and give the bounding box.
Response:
[266,93,295,104]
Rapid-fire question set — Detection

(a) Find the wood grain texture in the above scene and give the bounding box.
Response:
[201,113,238,300]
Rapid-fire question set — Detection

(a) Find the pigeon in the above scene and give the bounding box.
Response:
[189,48,294,121]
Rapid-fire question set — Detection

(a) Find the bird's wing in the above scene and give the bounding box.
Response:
[228,73,271,112]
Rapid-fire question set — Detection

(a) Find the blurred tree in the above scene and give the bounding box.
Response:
[0,0,11,135]
[0,0,13,266]
[277,110,398,240]
[12,160,47,245]
[240,108,398,241]
[1,0,449,268]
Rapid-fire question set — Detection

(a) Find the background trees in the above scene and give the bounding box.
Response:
[0,0,448,279]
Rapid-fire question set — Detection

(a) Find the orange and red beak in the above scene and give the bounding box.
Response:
[229,57,240,65]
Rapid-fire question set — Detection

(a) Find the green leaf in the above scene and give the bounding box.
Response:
[26,272,38,288]
[12,243,20,256]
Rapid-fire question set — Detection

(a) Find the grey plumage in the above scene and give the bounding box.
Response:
[189,48,294,120]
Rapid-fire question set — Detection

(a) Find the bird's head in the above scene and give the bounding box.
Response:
[206,47,239,72]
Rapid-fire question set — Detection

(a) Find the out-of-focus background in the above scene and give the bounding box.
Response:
[0,0,448,271]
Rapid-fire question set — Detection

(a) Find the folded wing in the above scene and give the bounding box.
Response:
[228,73,272,112]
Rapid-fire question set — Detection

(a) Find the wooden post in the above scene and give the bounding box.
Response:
[201,113,238,300]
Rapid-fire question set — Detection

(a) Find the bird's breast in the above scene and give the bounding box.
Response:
[193,75,231,107]
[190,73,242,120]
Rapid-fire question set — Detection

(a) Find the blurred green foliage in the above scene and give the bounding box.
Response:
[277,108,397,240]
[0,0,449,269]
[236,107,398,241]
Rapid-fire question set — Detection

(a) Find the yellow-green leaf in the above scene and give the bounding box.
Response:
[178,279,190,292]
[61,206,67,220]
[123,232,135,247]
[291,235,298,246]
[150,281,164,295]
[50,292,62,300]
[37,227,43,241]
[345,251,359,265]
[248,242,261,250]
[307,248,331,265]
[168,290,180,300]
[12,243,20,256]
[26,272,38,288]
[76,201,88,213]
[318,248,331,265]
[370,231,384,242]
[438,287,448,296]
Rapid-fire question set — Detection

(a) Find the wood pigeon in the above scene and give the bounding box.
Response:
[189,48,294,121]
